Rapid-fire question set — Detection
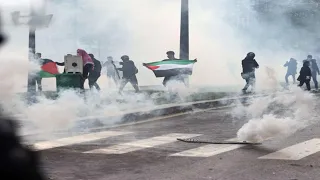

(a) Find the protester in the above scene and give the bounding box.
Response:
[118,55,139,93]
[34,53,43,92]
[103,56,120,86]
[304,55,319,90]
[88,54,101,91]
[162,51,188,87]
[297,60,312,91]
[77,49,94,89]
[284,58,297,85]
[241,52,259,93]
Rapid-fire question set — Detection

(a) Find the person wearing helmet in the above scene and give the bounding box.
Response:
[297,60,312,91]
[118,55,139,93]
[303,55,319,90]
[284,58,297,85]
[241,52,259,93]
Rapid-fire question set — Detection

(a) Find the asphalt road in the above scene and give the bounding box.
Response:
[25,107,320,180]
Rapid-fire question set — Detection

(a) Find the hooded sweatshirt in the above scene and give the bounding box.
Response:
[299,61,312,81]
[77,49,94,66]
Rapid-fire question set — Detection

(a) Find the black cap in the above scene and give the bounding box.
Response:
[166,51,175,55]
[121,55,129,60]
[308,55,312,58]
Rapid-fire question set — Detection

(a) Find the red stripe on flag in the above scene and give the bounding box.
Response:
[41,62,59,74]
[146,65,160,70]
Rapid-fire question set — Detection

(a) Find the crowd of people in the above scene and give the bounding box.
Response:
[34,50,320,94]
[241,53,320,93]
[34,50,190,93]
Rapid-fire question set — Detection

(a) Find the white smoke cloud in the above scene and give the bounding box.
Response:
[2,0,319,89]
[235,86,317,143]
[0,0,319,140]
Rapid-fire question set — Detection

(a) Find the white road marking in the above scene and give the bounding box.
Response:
[33,131,132,151]
[169,138,244,157]
[84,133,201,154]
[170,144,244,157]
[258,138,320,160]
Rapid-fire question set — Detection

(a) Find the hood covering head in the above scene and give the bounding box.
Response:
[77,49,93,65]
[303,60,310,67]
[246,52,255,59]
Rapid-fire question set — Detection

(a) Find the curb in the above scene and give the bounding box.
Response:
[20,92,277,136]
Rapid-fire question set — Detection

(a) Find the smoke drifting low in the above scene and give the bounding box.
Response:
[234,87,317,143]
[233,67,318,143]
[0,0,320,140]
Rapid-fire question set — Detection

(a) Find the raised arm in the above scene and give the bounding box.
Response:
[55,62,65,66]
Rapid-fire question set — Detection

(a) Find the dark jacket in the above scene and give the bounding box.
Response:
[91,58,102,76]
[242,57,259,74]
[284,59,297,74]
[310,59,319,74]
[118,60,138,78]
[298,61,312,81]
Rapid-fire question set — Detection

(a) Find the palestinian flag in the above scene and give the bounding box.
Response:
[39,59,60,78]
[143,59,197,77]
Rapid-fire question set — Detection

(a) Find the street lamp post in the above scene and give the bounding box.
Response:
[27,6,37,94]
[180,0,190,87]
[11,0,53,99]
[179,0,189,60]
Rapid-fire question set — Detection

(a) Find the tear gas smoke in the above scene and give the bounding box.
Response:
[3,0,320,88]
[0,0,319,140]
[234,78,318,143]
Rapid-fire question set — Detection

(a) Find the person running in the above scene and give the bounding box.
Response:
[241,52,259,93]
[304,55,320,90]
[297,60,312,91]
[77,49,94,89]
[88,54,102,91]
[284,58,297,85]
[118,55,139,93]
[103,56,120,86]
[162,51,188,87]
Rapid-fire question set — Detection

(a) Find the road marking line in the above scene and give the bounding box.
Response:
[33,131,132,151]
[258,138,320,160]
[169,138,244,157]
[84,133,201,154]
[170,144,244,157]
